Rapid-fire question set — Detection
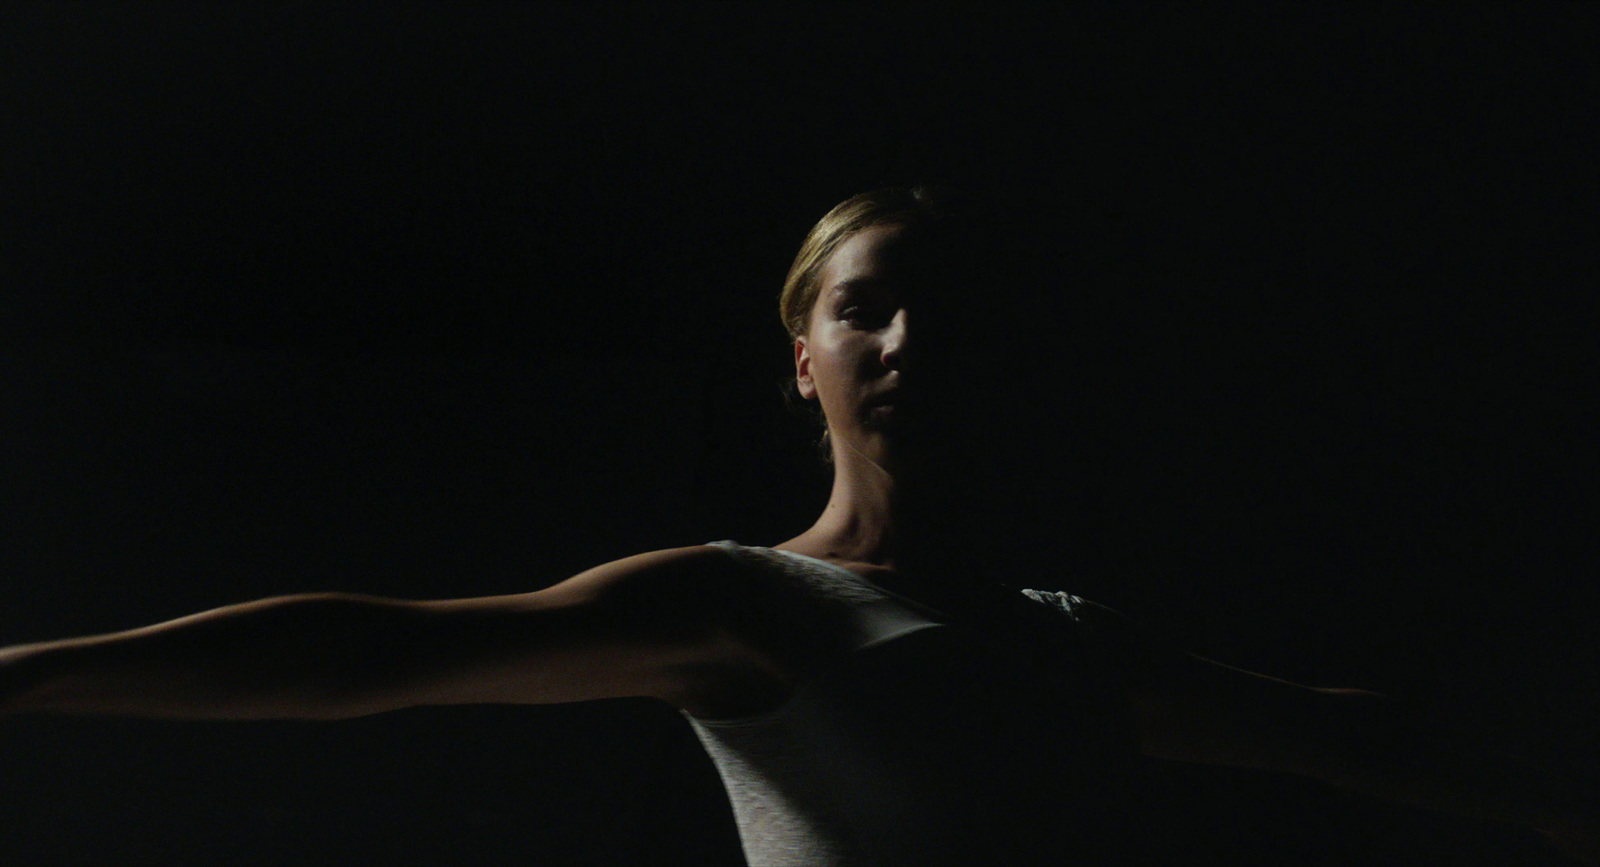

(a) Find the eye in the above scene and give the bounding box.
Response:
[840,304,893,327]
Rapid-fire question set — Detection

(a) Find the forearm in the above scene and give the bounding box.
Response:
[1309,688,1584,831]
[0,593,432,721]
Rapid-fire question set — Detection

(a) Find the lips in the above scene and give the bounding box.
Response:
[866,387,920,413]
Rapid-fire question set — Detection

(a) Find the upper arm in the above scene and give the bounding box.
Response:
[382,545,776,712]
[1076,601,1366,777]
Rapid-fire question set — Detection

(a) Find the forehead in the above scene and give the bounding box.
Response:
[817,223,931,298]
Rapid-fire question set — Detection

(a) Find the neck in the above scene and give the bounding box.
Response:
[787,438,937,569]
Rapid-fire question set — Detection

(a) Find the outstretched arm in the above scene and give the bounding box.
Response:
[0,546,768,721]
[1077,601,1597,861]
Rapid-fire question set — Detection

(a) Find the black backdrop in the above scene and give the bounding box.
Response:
[2,3,1595,864]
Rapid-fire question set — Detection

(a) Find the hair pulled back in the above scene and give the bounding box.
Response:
[778,186,954,341]
[778,186,955,463]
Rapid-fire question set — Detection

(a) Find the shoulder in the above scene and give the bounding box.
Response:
[548,545,749,601]
[1018,589,1150,636]
[1014,590,1180,686]
[524,545,768,637]
[552,542,840,652]
[1018,588,1137,640]
[1019,588,1089,622]
[553,542,850,605]
[515,546,797,714]
[563,544,846,717]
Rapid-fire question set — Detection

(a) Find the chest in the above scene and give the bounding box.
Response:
[693,622,1140,864]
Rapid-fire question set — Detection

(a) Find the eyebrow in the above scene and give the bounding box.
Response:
[826,276,889,298]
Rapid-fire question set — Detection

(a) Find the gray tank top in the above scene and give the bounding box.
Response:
[684,541,1139,866]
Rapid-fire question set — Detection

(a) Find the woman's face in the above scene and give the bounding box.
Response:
[796,223,949,470]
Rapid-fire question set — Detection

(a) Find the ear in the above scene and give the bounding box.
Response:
[794,337,817,401]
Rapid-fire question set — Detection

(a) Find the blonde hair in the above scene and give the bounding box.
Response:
[778,186,952,462]
[779,186,950,341]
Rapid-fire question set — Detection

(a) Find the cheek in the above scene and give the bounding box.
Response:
[813,336,862,383]
[805,349,848,405]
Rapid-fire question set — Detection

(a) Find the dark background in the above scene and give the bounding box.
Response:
[2,3,1595,864]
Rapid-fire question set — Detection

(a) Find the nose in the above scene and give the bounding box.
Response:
[880,307,910,369]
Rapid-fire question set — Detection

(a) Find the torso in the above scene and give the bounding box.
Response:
[682,538,938,720]
[683,539,1142,865]
[771,537,1015,625]
[689,536,1048,717]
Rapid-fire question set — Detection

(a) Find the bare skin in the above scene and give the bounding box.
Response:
[779,224,922,568]
[771,222,1598,861]
[775,223,980,603]
[1,221,1594,862]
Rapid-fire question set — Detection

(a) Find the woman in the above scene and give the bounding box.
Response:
[1,188,1593,865]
